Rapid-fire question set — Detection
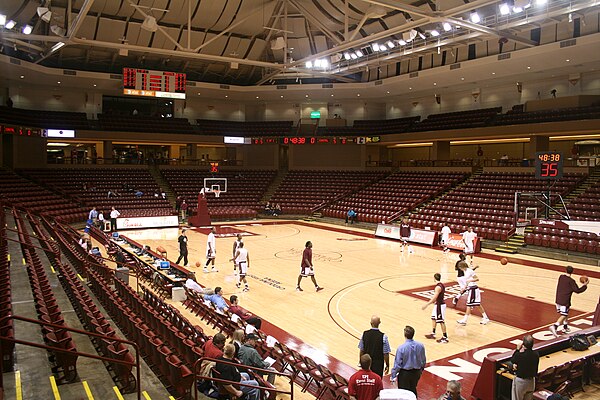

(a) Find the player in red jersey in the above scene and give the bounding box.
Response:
[296,241,324,292]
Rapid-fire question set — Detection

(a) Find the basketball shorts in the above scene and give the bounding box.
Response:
[457,276,467,291]
[206,249,215,259]
[556,304,570,316]
[464,243,474,254]
[466,286,481,307]
[238,261,248,277]
[300,266,314,277]
[441,236,449,245]
[431,303,446,323]
[401,236,409,243]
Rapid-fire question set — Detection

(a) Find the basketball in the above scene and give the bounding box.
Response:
[196,261,201,268]
[580,275,589,284]
[500,257,508,265]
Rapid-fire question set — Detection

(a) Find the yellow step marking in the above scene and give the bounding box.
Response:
[77,274,84,281]
[15,371,22,400]
[22,258,26,265]
[7,254,10,261]
[50,266,56,274]
[49,376,61,400]
[113,386,125,400]
[82,381,94,400]
[169,397,176,400]
[142,391,152,400]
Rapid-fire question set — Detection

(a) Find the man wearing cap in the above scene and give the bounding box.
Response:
[238,333,277,384]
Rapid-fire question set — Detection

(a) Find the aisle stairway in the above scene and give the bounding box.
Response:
[260,168,288,204]
[149,166,177,209]
[549,166,600,218]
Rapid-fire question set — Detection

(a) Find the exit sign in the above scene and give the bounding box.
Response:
[310,111,321,119]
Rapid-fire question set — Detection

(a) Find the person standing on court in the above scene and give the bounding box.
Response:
[358,315,390,378]
[510,335,539,400]
[109,206,120,231]
[176,228,189,267]
[204,226,218,273]
[230,241,250,291]
[391,325,426,397]
[348,354,383,400]
[296,241,324,292]
[400,217,411,252]
[232,233,243,272]
[549,265,588,337]
[422,273,449,343]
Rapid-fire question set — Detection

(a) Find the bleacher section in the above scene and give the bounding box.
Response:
[352,116,421,134]
[0,106,90,130]
[413,107,502,132]
[20,167,174,218]
[494,105,600,126]
[559,179,600,221]
[196,120,293,136]
[0,170,86,223]
[410,172,586,242]
[322,172,467,223]
[270,170,388,215]
[524,226,599,255]
[97,114,194,134]
[161,169,277,220]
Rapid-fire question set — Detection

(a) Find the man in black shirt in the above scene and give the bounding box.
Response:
[510,335,539,400]
[358,315,390,377]
[215,344,260,400]
[176,228,188,267]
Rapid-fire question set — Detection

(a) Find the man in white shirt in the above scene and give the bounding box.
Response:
[456,263,490,325]
[230,242,250,291]
[204,226,218,273]
[462,227,477,265]
[440,224,451,252]
[109,207,121,232]
[98,210,105,228]
[232,234,243,272]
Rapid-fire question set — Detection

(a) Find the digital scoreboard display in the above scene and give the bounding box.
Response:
[123,68,186,99]
[535,151,563,180]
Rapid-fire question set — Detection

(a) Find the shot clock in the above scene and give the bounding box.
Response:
[535,151,563,180]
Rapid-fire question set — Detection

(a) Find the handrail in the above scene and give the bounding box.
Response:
[192,357,294,400]
[0,314,141,400]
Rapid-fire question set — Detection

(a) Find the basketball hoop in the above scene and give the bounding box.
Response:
[214,189,221,198]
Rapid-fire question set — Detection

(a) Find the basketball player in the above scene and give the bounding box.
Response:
[232,233,243,272]
[204,226,218,273]
[422,273,449,343]
[549,265,588,337]
[457,263,490,325]
[452,255,478,306]
[400,217,411,252]
[230,242,250,291]
[462,227,477,265]
[440,223,451,253]
[296,241,324,292]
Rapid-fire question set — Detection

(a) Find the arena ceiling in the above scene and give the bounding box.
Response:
[0,0,599,89]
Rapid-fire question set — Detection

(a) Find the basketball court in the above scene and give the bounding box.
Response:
[121,219,599,398]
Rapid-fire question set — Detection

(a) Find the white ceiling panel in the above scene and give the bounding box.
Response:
[125,23,152,48]
[211,0,243,32]
[223,37,251,58]
[246,38,267,60]
[178,30,207,51]
[288,17,307,38]
[199,33,228,55]
[71,13,97,40]
[97,18,126,44]
[193,1,227,28]
[313,36,328,53]
[151,27,181,50]
[227,1,277,36]
[161,0,187,24]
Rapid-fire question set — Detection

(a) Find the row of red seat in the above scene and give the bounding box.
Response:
[0,208,14,372]
[524,234,600,255]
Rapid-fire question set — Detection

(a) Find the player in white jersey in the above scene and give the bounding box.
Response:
[462,227,477,265]
[230,242,250,291]
[440,223,451,252]
[204,226,218,273]
[456,263,490,325]
[232,234,243,272]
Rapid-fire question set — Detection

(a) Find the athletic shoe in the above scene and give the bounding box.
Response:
[212,267,219,272]
[243,287,249,292]
[424,333,436,339]
[296,287,303,292]
[563,326,571,333]
[316,287,324,292]
[549,325,558,337]
[203,268,209,273]
[480,318,490,325]
[437,337,449,343]
[452,297,458,307]
[457,319,467,325]
[236,283,241,288]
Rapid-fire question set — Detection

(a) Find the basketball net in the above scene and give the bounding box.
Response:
[214,189,221,198]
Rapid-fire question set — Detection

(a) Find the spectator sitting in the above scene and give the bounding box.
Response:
[346,209,357,224]
[161,191,167,199]
[215,343,261,400]
[229,329,245,359]
[238,333,277,384]
[438,380,465,400]
[229,295,262,329]
[273,203,282,217]
[204,332,227,359]
[134,189,143,197]
[204,286,228,313]
[154,191,160,198]
[107,189,119,198]
[264,202,273,215]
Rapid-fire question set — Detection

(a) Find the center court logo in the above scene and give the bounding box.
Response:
[275,248,342,262]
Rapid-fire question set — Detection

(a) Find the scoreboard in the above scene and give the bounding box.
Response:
[250,136,381,145]
[535,151,563,180]
[123,68,186,99]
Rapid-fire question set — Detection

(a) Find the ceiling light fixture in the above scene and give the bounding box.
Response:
[50,42,65,52]
[470,11,481,23]
[37,7,52,23]
[22,25,33,35]
[355,50,363,57]
[343,52,351,60]
[50,25,66,36]
[398,39,406,46]
[499,3,511,15]
[5,20,16,30]
[442,22,452,31]
[0,14,6,26]
[418,32,426,40]
[141,15,158,32]
[431,30,440,37]
[536,0,547,5]
[386,40,395,48]
[305,61,313,68]
[379,44,387,51]
[372,43,380,51]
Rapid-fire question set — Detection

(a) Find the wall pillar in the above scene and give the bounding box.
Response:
[431,141,450,161]
[103,141,113,163]
[187,144,198,160]
[529,136,549,158]
[170,145,181,160]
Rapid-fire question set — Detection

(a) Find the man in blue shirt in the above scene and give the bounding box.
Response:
[391,325,426,397]
[204,286,228,313]
[346,209,357,224]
